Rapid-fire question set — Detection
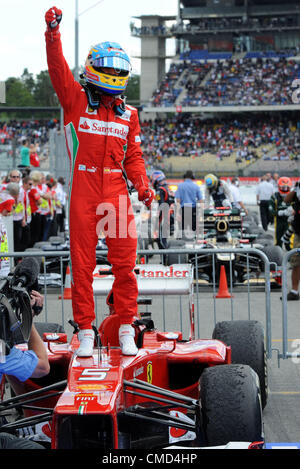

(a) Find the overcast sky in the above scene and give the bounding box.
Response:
[0,0,178,81]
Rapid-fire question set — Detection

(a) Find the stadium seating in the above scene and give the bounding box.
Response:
[140,113,299,174]
[150,55,300,108]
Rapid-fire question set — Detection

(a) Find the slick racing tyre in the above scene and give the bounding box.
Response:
[200,364,263,446]
[248,225,265,236]
[247,210,259,225]
[255,233,274,243]
[260,245,283,270]
[212,320,268,409]
[48,236,65,245]
[34,322,65,337]
[165,240,188,265]
[33,241,52,249]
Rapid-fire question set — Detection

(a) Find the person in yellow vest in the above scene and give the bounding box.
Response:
[5,182,24,253]
[28,171,43,247]
[20,176,33,250]
[12,185,25,252]
[46,174,59,238]
[37,172,52,241]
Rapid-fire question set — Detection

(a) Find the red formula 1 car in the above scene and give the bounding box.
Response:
[0,266,267,450]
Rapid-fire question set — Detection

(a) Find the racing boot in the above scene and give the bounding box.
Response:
[119,324,138,356]
[77,329,95,357]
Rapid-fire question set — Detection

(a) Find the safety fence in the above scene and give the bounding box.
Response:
[3,246,280,357]
[280,247,300,360]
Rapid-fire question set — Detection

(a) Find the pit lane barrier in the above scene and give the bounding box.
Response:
[144,246,273,359]
[2,246,276,359]
[92,261,196,341]
[279,248,300,361]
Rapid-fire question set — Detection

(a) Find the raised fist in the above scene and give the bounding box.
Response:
[45,6,62,31]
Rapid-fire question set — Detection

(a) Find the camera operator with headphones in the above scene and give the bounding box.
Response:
[0,259,50,449]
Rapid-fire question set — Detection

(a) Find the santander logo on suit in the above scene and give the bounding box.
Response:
[78,117,128,139]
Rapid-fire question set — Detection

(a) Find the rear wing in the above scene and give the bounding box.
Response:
[93,264,193,296]
[93,263,195,340]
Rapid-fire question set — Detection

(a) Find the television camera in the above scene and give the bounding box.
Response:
[0,257,41,355]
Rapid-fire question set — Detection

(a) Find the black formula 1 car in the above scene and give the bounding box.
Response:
[165,207,283,288]
[24,236,110,289]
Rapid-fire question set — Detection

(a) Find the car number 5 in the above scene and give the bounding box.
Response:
[78,369,107,381]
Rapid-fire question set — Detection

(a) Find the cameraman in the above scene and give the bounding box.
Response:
[0,291,50,380]
[284,181,300,301]
[0,290,50,449]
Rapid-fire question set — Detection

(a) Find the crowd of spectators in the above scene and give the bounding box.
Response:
[130,16,298,38]
[140,114,300,167]
[130,22,172,37]
[0,119,59,145]
[150,63,187,107]
[182,57,300,107]
[150,57,300,107]
[175,16,298,34]
[0,119,60,169]
[0,168,66,253]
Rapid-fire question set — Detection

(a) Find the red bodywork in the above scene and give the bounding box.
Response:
[5,315,230,449]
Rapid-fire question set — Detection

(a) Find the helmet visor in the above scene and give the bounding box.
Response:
[279,185,290,193]
[92,56,131,72]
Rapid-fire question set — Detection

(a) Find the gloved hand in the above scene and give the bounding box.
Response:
[278,206,293,217]
[138,187,154,207]
[278,209,286,216]
[45,6,62,31]
[135,175,154,207]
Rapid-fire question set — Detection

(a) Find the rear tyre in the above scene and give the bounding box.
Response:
[48,236,65,245]
[34,322,65,338]
[260,245,283,270]
[200,364,263,446]
[165,240,188,265]
[212,320,268,409]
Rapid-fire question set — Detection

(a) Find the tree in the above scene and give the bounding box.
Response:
[126,74,140,104]
[21,68,35,95]
[5,77,35,107]
[33,70,59,107]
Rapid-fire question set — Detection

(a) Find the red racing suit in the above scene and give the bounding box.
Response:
[45,29,149,329]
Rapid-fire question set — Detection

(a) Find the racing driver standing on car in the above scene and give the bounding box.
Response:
[44,7,154,357]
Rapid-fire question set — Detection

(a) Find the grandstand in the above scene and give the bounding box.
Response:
[132,0,300,177]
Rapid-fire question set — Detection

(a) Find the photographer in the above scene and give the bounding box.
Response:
[0,290,49,380]
[283,181,300,301]
[0,287,50,449]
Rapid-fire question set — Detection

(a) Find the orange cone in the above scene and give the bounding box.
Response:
[59,264,72,299]
[215,265,233,298]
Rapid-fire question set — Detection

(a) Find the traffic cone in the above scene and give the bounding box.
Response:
[59,264,72,299]
[215,265,232,298]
